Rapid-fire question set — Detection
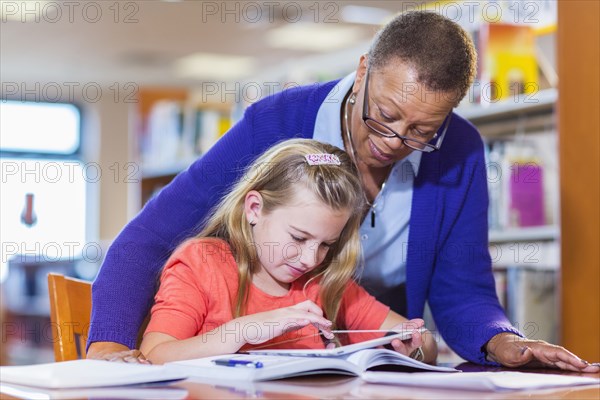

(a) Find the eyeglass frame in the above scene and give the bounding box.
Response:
[361,69,451,153]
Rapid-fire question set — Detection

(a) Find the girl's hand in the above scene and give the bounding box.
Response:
[386,318,426,358]
[238,300,333,345]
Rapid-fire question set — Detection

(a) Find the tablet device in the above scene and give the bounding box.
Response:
[247,328,425,357]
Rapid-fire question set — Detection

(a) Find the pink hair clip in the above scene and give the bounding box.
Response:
[305,154,341,166]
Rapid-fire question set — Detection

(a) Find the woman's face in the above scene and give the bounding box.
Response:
[349,56,457,168]
[245,187,351,294]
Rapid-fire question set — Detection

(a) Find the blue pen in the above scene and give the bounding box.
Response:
[213,358,264,368]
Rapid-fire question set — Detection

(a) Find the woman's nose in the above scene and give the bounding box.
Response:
[379,122,410,150]
[382,134,407,152]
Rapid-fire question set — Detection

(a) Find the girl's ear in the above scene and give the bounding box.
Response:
[244,190,263,225]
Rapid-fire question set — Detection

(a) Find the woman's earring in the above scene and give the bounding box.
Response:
[349,93,357,104]
[249,220,256,227]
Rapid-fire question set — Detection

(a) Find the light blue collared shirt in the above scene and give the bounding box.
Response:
[312,72,421,303]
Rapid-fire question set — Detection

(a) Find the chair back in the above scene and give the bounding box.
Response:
[47,273,92,361]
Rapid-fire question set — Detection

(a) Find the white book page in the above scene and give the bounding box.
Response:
[169,354,359,381]
[343,349,458,372]
[247,330,417,357]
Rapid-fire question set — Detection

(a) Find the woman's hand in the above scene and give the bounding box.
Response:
[238,300,333,345]
[485,333,600,372]
[87,341,151,364]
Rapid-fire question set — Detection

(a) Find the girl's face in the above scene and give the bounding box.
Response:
[245,186,351,295]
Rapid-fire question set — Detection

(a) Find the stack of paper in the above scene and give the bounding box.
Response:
[0,383,188,400]
[0,359,187,389]
[362,371,600,391]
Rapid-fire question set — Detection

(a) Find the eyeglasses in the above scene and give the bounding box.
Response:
[362,70,451,153]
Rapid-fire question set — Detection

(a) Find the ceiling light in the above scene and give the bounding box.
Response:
[174,53,257,81]
[341,5,392,25]
[0,0,52,22]
[266,24,364,52]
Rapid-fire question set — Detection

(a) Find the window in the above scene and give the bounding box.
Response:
[0,101,85,282]
[1,101,80,154]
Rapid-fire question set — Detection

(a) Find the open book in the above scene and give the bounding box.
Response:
[168,349,458,382]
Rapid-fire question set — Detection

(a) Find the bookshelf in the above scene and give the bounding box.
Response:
[135,88,233,207]
[429,16,561,359]
[456,86,560,346]
[456,88,559,245]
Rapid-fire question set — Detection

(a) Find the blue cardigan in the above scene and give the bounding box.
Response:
[90,80,521,364]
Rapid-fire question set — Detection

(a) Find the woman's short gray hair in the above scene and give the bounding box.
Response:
[368,11,477,104]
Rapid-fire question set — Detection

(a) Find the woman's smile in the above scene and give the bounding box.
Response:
[368,137,394,163]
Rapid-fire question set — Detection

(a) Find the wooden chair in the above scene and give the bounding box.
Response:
[47,273,92,361]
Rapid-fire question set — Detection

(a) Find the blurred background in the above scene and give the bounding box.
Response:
[0,0,598,366]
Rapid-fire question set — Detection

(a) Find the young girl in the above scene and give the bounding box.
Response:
[140,139,436,364]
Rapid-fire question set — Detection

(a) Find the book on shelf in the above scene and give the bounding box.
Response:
[193,108,231,155]
[478,23,539,103]
[493,269,507,309]
[167,350,458,382]
[491,266,558,345]
[138,98,232,175]
[485,131,558,233]
[506,267,558,344]
[142,100,184,169]
[490,241,559,269]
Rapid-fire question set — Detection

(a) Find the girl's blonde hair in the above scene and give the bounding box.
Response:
[198,139,366,328]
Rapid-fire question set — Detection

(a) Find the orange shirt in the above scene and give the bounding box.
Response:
[145,238,390,350]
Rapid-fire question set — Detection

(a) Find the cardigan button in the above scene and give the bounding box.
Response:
[361,234,368,240]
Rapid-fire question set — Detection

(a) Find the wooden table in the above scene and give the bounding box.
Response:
[1,363,599,399]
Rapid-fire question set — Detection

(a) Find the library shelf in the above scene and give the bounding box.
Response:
[462,87,563,347]
[456,88,558,122]
[134,86,233,206]
[492,263,559,271]
[488,225,560,243]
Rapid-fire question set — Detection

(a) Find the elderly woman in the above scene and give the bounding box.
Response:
[88,11,597,372]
